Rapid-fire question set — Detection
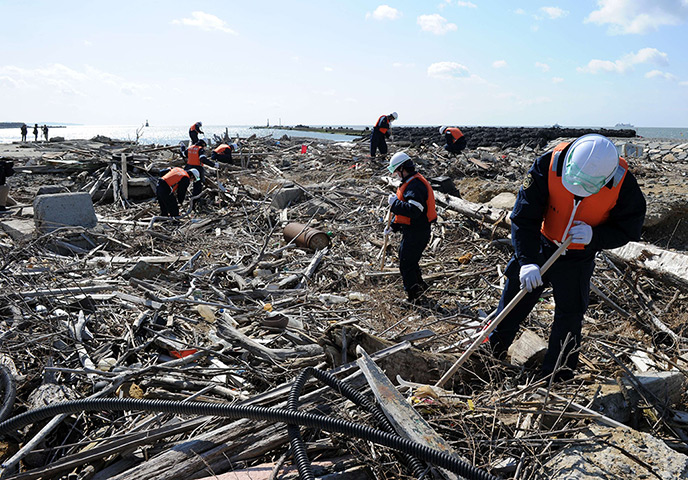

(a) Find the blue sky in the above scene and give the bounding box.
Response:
[1,1,687,127]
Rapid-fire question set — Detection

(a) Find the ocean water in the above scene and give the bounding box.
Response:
[1,124,686,145]
[0,124,360,145]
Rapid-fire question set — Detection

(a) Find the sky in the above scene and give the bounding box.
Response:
[1,0,687,128]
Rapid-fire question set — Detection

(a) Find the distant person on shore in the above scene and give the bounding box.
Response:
[488,134,646,382]
[33,124,38,142]
[180,139,216,197]
[42,125,49,142]
[156,167,200,217]
[439,126,467,155]
[384,151,437,305]
[211,142,239,164]
[189,121,204,145]
[20,124,27,142]
[370,112,398,158]
[0,157,16,213]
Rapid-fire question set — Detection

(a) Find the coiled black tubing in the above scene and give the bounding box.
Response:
[0,370,498,480]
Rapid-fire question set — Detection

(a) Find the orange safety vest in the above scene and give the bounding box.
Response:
[542,142,628,250]
[375,115,389,134]
[187,145,203,166]
[447,127,464,142]
[162,167,190,193]
[393,173,437,225]
[189,123,200,132]
[213,144,231,155]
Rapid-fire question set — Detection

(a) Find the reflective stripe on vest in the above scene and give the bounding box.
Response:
[393,173,437,225]
[447,127,463,142]
[214,144,231,155]
[375,115,389,134]
[162,167,189,193]
[187,145,202,166]
[542,142,628,249]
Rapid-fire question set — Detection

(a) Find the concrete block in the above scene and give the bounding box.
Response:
[33,192,98,233]
[617,143,643,158]
[36,185,70,196]
[271,187,303,209]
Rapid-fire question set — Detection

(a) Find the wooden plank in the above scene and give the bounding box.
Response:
[87,255,192,265]
[121,154,129,200]
[355,346,462,480]
[608,241,688,288]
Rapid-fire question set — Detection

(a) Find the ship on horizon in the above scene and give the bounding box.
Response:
[614,122,634,128]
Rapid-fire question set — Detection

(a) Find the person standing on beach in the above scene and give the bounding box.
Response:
[370,112,398,158]
[439,126,467,155]
[42,125,49,142]
[488,134,645,381]
[33,124,38,142]
[156,167,200,217]
[189,121,204,145]
[384,151,437,305]
[20,124,27,142]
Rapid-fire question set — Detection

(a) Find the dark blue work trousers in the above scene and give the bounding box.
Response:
[399,226,431,299]
[370,130,388,157]
[490,247,595,374]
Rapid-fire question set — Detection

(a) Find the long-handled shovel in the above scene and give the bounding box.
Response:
[378,208,393,270]
[435,236,573,388]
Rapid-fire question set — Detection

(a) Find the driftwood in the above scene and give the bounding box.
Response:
[3,134,688,479]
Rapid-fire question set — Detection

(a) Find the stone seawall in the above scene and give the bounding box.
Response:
[392,126,637,149]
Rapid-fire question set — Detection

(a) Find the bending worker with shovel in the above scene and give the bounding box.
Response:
[489,134,645,382]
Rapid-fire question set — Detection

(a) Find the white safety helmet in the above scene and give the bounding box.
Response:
[231,142,239,150]
[388,151,411,174]
[439,126,448,135]
[562,134,619,197]
[188,168,201,182]
[390,112,398,121]
[197,121,202,127]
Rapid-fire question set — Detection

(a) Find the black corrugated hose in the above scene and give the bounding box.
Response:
[0,390,498,480]
[0,366,16,423]
[287,367,427,479]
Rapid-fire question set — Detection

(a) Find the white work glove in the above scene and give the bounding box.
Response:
[519,264,542,292]
[387,194,396,206]
[383,226,393,236]
[569,221,593,245]
[214,162,220,168]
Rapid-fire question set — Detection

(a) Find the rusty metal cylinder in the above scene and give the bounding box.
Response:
[283,223,330,250]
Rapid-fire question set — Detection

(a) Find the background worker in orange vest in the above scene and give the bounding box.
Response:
[181,139,216,197]
[189,121,203,145]
[156,167,200,217]
[384,151,437,304]
[439,126,467,155]
[370,112,398,158]
[489,134,646,381]
[211,142,240,165]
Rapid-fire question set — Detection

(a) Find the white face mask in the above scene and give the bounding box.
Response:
[394,170,403,180]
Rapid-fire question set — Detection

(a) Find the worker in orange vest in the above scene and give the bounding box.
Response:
[439,126,467,155]
[370,112,398,158]
[156,167,200,217]
[384,151,437,304]
[211,142,239,165]
[189,121,203,145]
[489,134,646,381]
[180,139,216,197]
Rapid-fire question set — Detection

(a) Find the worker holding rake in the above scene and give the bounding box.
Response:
[489,134,645,381]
